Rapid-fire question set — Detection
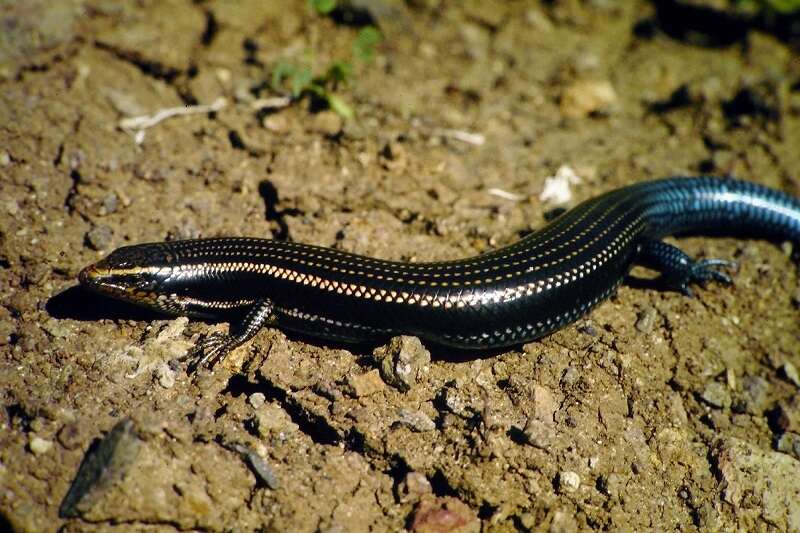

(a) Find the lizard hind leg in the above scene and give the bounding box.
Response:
[636,239,736,298]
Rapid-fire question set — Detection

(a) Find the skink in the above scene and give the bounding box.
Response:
[79,176,800,370]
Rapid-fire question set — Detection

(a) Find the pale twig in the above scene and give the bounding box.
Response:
[436,128,486,146]
[487,188,523,201]
[119,97,227,131]
[251,96,292,110]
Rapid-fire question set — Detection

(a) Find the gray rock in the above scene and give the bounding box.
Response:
[374,336,431,392]
[701,382,732,409]
[59,418,142,518]
[85,225,113,251]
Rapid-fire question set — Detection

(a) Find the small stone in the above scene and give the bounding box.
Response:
[441,387,467,416]
[522,417,554,449]
[100,193,118,215]
[308,110,343,136]
[375,336,431,392]
[396,409,436,432]
[560,79,618,119]
[5,199,19,215]
[634,307,658,334]
[85,225,113,251]
[42,318,73,339]
[263,113,290,133]
[776,432,800,460]
[229,444,280,490]
[558,471,581,493]
[344,369,385,398]
[29,435,53,455]
[781,362,800,388]
[701,382,732,409]
[741,375,770,414]
[254,403,299,438]
[410,495,480,533]
[248,392,266,409]
[531,385,557,424]
[560,366,580,388]
[0,150,10,166]
[155,363,175,389]
[397,472,433,503]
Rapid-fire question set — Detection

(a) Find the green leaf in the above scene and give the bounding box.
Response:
[309,0,337,14]
[326,94,354,119]
[327,61,352,85]
[290,67,313,97]
[353,26,381,62]
[270,60,296,92]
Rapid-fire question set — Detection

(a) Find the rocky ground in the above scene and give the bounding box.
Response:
[1,0,799,531]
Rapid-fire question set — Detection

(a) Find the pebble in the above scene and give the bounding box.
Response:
[560,79,618,119]
[229,443,280,490]
[634,307,658,334]
[397,409,436,432]
[308,110,343,136]
[560,366,580,388]
[741,375,770,413]
[263,113,290,133]
[701,382,732,409]
[248,392,266,409]
[374,336,431,392]
[410,495,480,533]
[522,417,554,449]
[558,471,581,493]
[254,403,299,438]
[441,387,468,416]
[531,385,557,424]
[344,369,385,398]
[781,362,800,388]
[85,225,113,251]
[0,150,10,166]
[397,472,433,503]
[28,435,53,455]
[100,193,118,215]
[776,432,800,460]
[153,363,174,388]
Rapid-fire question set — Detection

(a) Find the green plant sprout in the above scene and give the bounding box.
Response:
[269,1,381,119]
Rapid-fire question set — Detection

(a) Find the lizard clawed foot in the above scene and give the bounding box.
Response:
[185,332,238,373]
[672,258,737,298]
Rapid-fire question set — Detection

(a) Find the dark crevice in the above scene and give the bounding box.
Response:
[478,502,497,520]
[722,87,780,125]
[647,84,692,114]
[253,374,342,446]
[200,10,219,46]
[428,469,460,498]
[227,130,265,157]
[53,143,64,167]
[243,38,263,67]
[94,41,181,83]
[330,5,377,27]
[64,169,81,214]
[650,0,751,47]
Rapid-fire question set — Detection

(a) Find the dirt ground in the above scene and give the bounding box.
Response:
[1,0,800,531]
